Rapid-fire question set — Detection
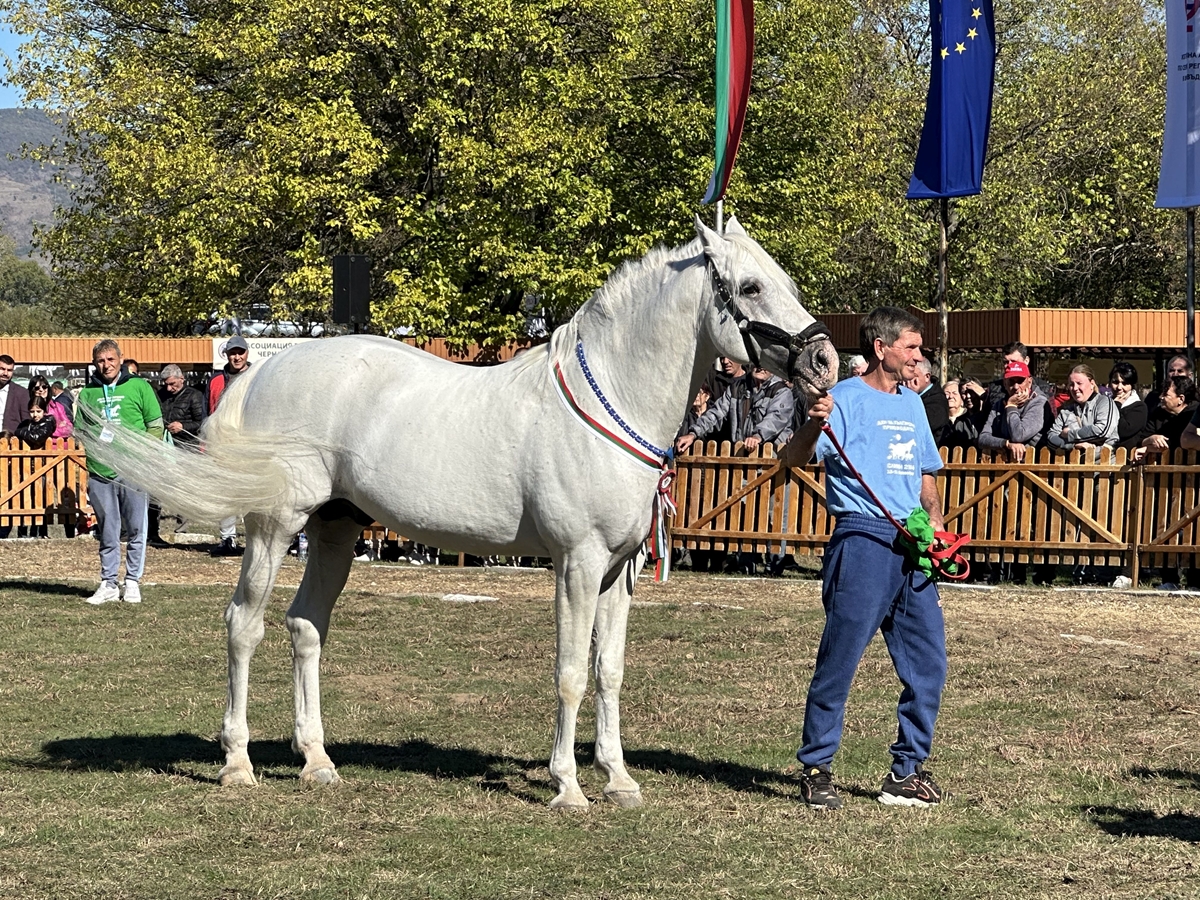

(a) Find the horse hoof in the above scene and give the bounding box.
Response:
[218,766,256,787]
[300,766,340,785]
[604,789,643,809]
[548,792,589,811]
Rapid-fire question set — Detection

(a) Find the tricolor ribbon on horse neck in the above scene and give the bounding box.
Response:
[551,341,678,582]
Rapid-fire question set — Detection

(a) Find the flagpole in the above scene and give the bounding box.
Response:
[937,198,950,381]
[1189,208,1196,369]
[716,200,724,235]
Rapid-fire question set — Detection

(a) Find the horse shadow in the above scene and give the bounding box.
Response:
[26,734,551,801]
[0,579,94,598]
[22,735,796,802]
[1076,767,1200,843]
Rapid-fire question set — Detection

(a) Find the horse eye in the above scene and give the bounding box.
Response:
[740,280,762,297]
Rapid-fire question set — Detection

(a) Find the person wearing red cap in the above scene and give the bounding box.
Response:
[976,359,1053,461]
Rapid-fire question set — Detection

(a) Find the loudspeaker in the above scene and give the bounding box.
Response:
[332,255,371,327]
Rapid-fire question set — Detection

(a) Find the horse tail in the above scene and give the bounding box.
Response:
[75,365,307,526]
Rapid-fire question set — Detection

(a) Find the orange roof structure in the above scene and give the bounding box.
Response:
[821,308,1200,353]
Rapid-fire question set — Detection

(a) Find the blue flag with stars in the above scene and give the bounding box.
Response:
[907,0,996,199]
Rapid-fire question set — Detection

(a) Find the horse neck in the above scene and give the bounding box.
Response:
[568,252,712,456]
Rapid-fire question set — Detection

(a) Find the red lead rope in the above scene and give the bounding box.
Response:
[819,423,971,581]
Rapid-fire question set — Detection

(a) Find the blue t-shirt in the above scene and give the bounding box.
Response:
[815,376,943,519]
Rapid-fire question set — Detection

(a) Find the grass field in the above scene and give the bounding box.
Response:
[2,540,1200,898]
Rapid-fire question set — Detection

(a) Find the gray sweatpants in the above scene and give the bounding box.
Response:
[88,474,149,585]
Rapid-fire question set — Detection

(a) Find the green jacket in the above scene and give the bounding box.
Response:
[75,372,164,478]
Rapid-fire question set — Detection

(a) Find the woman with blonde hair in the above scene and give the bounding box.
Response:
[1046,364,1119,452]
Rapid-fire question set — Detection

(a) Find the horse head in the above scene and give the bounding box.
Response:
[695,214,838,398]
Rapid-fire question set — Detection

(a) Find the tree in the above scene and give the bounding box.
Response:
[2,0,865,342]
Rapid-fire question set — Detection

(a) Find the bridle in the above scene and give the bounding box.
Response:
[707,258,833,375]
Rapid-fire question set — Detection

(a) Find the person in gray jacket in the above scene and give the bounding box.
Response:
[676,366,795,454]
[977,359,1053,461]
[1047,364,1120,453]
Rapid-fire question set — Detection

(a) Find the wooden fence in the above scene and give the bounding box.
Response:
[0,437,89,529]
[673,441,1200,586]
[7,436,1200,585]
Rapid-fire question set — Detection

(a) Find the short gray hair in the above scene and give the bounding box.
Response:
[160,364,184,380]
[915,358,932,376]
[859,306,924,359]
[92,339,121,360]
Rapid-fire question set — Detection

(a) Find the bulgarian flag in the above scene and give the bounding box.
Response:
[701,0,754,205]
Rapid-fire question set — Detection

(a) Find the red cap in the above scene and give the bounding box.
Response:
[1003,360,1031,380]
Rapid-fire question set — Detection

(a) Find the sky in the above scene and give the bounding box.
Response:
[0,25,26,108]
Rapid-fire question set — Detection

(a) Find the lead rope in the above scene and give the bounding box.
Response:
[818,423,971,580]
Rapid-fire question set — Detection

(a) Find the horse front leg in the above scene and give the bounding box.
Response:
[592,551,643,807]
[286,515,361,785]
[219,515,294,786]
[549,558,603,810]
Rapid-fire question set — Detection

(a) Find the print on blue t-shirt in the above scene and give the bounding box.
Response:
[815,376,943,520]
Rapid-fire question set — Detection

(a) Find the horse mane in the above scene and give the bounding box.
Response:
[571,240,696,328]
[572,230,798,331]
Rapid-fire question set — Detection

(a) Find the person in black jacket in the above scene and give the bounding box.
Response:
[148,364,208,546]
[15,395,56,449]
[905,358,950,444]
[157,364,206,446]
[1109,362,1147,452]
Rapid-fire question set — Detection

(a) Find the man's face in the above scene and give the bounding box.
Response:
[93,349,122,384]
[226,348,249,372]
[878,330,924,382]
[163,375,184,395]
[720,356,743,377]
[1003,350,1028,366]
[1005,375,1031,398]
[908,368,932,391]
[751,367,772,385]
[0,360,12,388]
[1168,357,1192,379]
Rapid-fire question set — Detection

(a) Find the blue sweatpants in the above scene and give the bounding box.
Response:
[88,474,149,586]
[798,513,947,778]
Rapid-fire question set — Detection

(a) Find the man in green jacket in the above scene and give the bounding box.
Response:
[76,339,164,605]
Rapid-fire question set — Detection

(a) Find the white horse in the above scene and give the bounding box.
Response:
[81,215,838,809]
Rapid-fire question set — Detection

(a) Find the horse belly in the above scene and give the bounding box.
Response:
[336,411,548,556]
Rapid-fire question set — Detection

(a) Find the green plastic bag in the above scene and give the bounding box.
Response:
[896,507,960,578]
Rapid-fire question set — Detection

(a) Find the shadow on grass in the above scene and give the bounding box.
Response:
[623,748,795,798]
[25,734,550,802]
[1129,766,1200,790]
[0,579,94,598]
[1081,805,1200,842]
[20,735,796,802]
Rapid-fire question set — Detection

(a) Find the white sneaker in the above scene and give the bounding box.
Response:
[86,582,121,605]
[123,580,142,603]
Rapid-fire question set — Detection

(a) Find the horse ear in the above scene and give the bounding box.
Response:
[724,215,747,238]
[695,213,729,269]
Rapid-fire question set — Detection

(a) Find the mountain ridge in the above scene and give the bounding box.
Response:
[0,107,69,259]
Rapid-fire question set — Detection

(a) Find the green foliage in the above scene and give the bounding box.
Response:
[0,0,1182,341]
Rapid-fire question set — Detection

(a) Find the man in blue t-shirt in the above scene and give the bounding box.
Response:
[780,306,949,810]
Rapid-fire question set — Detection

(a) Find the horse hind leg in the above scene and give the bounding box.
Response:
[287,513,362,785]
[592,551,644,808]
[219,512,299,786]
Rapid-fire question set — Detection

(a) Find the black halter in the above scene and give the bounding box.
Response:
[708,260,833,374]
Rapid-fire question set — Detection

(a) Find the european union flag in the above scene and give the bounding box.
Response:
[906,0,996,199]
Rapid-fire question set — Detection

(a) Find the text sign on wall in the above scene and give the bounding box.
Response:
[211,337,314,369]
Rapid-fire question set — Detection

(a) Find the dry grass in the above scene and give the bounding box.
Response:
[1,539,1200,898]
